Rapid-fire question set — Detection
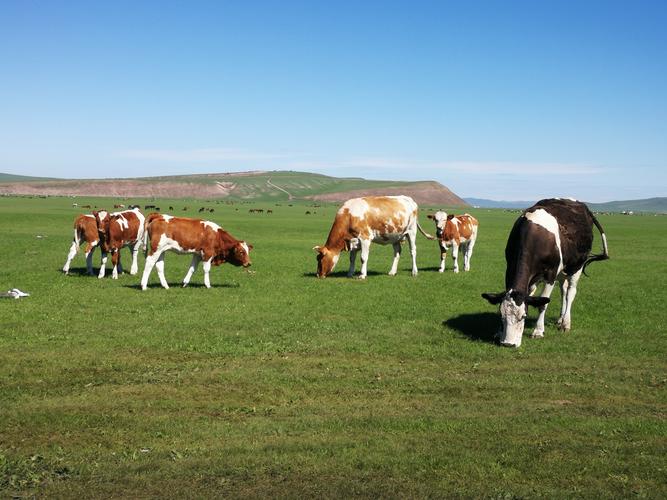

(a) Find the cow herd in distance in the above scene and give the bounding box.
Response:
[63,195,609,348]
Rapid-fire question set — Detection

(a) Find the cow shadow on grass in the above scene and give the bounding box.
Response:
[60,267,99,277]
[444,312,540,344]
[444,312,500,343]
[302,270,383,278]
[123,282,240,290]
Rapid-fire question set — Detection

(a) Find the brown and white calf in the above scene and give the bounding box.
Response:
[427,212,479,273]
[95,207,145,279]
[482,198,609,347]
[314,195,433,279]
[62,211,109,276]
[140,214,252,290]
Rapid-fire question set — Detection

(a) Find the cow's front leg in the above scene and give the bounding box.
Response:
[358,239,371,279]
[347,249,358,277]
[451,242,460,273]
[388,242,402,276]
[532,282,555,338]
[98,249,108,278]
[439,242,447,272]
[557,270,582,331]
[111,250,121,279]
[182,254,201,287]
[202,258,213,288]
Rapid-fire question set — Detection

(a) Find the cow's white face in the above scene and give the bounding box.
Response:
[428,211,448,239]
[482,290,551,348]
[314,246,340,278]
[498,292,527,347]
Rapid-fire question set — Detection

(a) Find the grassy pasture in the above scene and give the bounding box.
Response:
[0,195,665,498]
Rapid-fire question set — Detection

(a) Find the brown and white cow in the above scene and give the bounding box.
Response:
[95,207,145,279]
[140,214,252,290]
[482,198,609,347]
[427,212,479,273]
[62,211,109,276]
[314,195,433,279]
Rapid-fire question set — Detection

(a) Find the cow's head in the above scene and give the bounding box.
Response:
[220,241,253,267]
[93,210,110,249]
[313,245,340,278]
[482,290,550,347]
[427,211,448,240]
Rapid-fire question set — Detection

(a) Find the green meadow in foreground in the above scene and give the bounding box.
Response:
[1,196,665,498]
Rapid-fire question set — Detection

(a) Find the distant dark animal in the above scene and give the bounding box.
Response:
[267,209,273,214]
[113,204,125,209]
[208,208,214,213]
[141,215,252,290]
[305,211,311,215]
[169,206,174,211]
[81,205,91,209]
[427,212,479,273]
[482,198,609,347]
[145,204,156,210]
[199,207,205,213]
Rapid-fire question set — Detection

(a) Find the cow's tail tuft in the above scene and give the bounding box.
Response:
[417,222,435,240]
[582,212,610,276]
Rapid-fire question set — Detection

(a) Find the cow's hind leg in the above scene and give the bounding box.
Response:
[388,242,402,276]
[407,231,418,276]
[97,247,108,278]
[531,282,556,338]
[154,252,169,289]
[202,258,213,288]
[182,254,201,287]
[63,240,80,274]
[557,269,582,331]
[358,239,371,279]
[129,241,140,275]
[141,250,163,290]
[464,238,476,271]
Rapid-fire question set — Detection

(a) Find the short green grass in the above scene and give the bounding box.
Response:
[0,196,665,498]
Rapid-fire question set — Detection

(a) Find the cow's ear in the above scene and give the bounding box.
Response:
[247,243,254,251]
[482,292,505,305]
[526,296,550,308]
[313,245,323,254]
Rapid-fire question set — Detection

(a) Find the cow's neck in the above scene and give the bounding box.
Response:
[324,216,350,253]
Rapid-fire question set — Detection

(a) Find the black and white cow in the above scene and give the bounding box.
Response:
[482,198,609,347]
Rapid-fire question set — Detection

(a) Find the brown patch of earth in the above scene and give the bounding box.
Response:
[305,181,469,207]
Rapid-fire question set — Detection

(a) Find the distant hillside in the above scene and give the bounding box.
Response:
[586,197,667,214]
[464,198,534,209]
[0,170,468,206]
[466,196,667,213]
[0,173,59,182]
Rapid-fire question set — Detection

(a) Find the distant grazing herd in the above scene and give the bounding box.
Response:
[63,195,609,347]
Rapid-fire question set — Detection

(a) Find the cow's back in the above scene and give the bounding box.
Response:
[532,199,594,274]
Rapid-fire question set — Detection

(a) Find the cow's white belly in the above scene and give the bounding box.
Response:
[370,231,405,245]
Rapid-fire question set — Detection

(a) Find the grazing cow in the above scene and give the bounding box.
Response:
[427,212,479,273]
[482,198,609,347]
[141,215,252,290]
[314,195,433,279]
[95,207,146,279]
[62,211,109,276]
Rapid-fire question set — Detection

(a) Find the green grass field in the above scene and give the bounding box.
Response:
[1,196,665,498]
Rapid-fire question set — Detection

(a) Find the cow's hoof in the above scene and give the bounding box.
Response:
[454,269,460,274]
[438,269,444,273]
[500,342,519,348]
[530,331,544,339]
[357,276,367,280]
[182,283,188,288]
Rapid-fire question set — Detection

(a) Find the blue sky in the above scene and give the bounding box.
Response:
[1,0,665,202]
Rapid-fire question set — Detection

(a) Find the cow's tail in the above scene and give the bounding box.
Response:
[72,222,83,250]
[142,213,161,254]
[582,211,610,275]
[417,222,435,240]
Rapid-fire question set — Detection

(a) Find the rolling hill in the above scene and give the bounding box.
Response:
[0,170,469,207]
